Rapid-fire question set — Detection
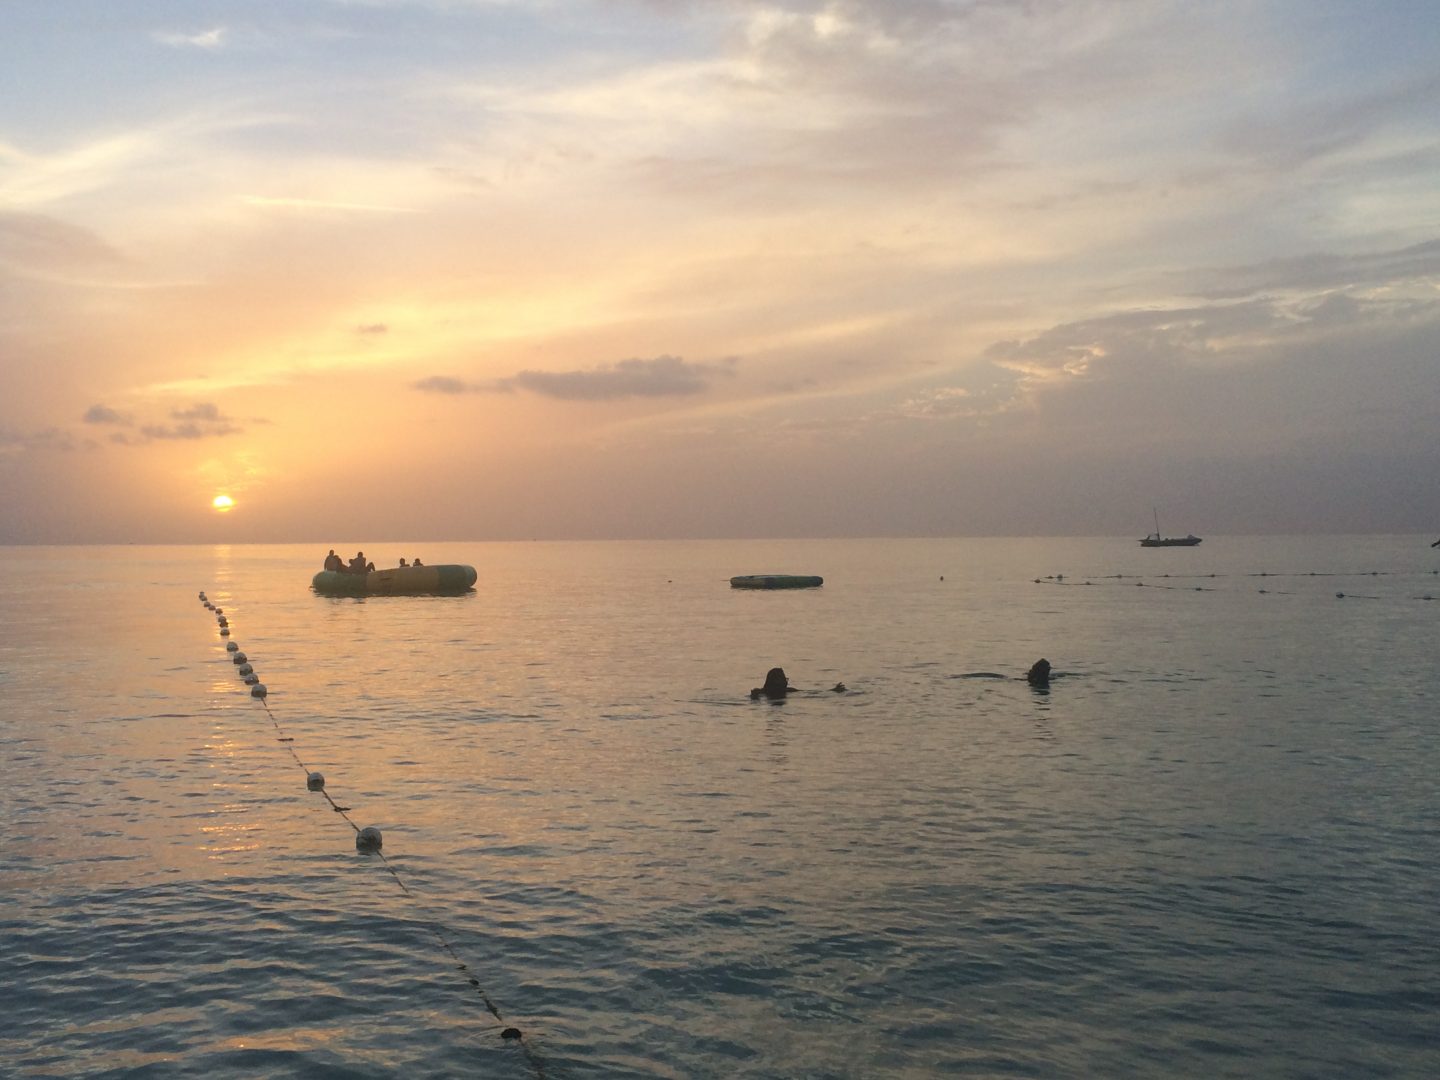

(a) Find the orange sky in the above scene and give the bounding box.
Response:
[4,1,1440,542]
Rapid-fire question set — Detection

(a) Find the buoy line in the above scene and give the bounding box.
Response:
[197,592,545,1076]
[1030,573,1438,601]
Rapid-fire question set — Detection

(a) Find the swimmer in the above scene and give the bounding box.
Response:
[750,667,795,700]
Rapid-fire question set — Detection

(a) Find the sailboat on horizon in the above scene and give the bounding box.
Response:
[1139,507,1202,547]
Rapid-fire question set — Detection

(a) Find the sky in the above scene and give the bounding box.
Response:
[3,0,1439,543]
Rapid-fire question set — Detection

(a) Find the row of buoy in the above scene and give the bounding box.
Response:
[1032,577,1436,600]
[1045,570,1440,580]
[200,592,268,698]
[201,594,369,845]
[196,589,541,1050]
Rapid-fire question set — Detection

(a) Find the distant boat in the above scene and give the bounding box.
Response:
[1139,508,1201,547]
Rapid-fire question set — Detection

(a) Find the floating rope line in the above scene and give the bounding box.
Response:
[1030,570,1438,601]
[197,591,546,1078]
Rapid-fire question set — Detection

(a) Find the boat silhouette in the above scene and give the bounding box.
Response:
[1139,508,1201,547]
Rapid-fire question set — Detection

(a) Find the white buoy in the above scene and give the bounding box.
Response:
[217,617,228,627]
[237,663,253,676]
[232,652,247,664]
[214,608,223,615]
[356,826,382,852]
[243,674,258,685]
[219,628,230,637]
[226,641,238,652]
[250,683,267,698]
[307,772,325,791]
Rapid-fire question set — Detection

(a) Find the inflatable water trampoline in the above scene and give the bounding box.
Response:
[730,574,824,590]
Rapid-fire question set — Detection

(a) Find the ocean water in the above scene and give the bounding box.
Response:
[1,537,1437,1079]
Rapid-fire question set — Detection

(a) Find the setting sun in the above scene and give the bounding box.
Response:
[211,495,235,513]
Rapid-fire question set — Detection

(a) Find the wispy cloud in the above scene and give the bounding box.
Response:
[134,421,242,441]
[0,212,123,273]
[413,375,474,395]
[505,356,737,400]
[170,402,229,422]
[0,427,83,456]
[414,355,738,401]
[241,195,422,214]
[1193,239,1440,300]
[152,28,226,50]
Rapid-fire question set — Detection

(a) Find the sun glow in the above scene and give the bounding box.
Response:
[211,494,235,512]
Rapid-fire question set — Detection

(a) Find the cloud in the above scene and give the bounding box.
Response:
[0,212,123,274]
[1194,239,1440,300]
[83,404,133,426]
[356,323,389,334]
[503,355,736,400]
[0,427,82,455]
[139,421,242,440]
[153,28,226,50]
[988,244,1440,388]
[96,402,247,444]
[413,374,477,395]
[241,195,422,214]
[414,356,738,400]
[170,402,228,422]
[894,386,981,420]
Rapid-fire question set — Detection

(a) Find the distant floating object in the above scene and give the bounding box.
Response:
[250,683,267,698]
[307,772,325,791]
[730,574,824,590]
[225,641,238,652]
[312,564,478,596]
[356,826,382,852]
[1139,508,1201,546]
[1140,534,1202,547]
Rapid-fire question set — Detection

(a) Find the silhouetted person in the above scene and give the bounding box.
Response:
[398,558,409,567]
[348,551,367,574]
[323,549,342,571]
[751,667,795,700]
[413,557,423,566]
[1027,658,1052,687]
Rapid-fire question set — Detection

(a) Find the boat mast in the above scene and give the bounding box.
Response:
[1152,506,1160,538]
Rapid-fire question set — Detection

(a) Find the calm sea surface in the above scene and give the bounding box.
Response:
[2,537,1437,1078]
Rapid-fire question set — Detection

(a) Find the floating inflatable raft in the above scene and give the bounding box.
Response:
[312,564,477,596]
[730,574,824,590]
